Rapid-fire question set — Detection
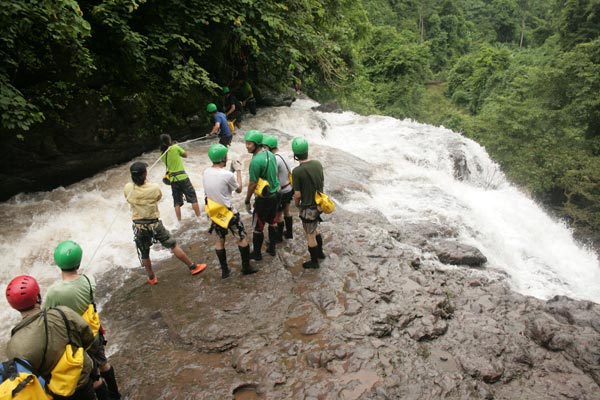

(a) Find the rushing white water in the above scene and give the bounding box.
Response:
[1,97,599,345]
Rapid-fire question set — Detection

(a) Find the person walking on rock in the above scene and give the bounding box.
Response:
[44,240,121,400]
[291,137,327,269]
[203,144,258,278]
[160,133,201,221]
[243,130,281,260]
[262,135,294,241]
[124,161,207,285]
[207,103,233,146]
[5,275,97,400]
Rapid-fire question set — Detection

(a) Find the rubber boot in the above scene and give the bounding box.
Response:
[276,222,285,243]
[94,380,110,400]
[267,226,277,256]
[302,246,320,269]
[284,216,294,239]
[316,234,326,259]
[100,366,121,400]
[250,232,263,261]
[240,245,258,274]
[216,249,230,279]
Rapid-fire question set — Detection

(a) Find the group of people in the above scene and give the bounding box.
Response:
[3,126,327,399]
[4,241,121,399]
[125,126,328,283]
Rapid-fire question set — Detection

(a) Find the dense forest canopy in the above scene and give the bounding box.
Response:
[1,0,599,248]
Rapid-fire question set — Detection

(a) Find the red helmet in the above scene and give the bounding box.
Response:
[6,275,40,311]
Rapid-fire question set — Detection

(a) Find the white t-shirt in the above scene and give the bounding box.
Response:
[203,167,239,211]
[274,152,293,193]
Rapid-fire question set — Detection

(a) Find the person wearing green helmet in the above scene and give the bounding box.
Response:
[203,144,258,278]
[124,161,208,285]
[160,133,201,221]
[207,102,233,146]
[244,130,281,260]
[291,137,327,269]
[262,135,294,241]
[222,86,243,129]
[44,240,122,400]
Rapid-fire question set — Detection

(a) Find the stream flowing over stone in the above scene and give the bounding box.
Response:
[0,97,599,399]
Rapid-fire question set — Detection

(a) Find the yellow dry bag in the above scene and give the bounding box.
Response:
[205,198,234,229]
[315,191,335,214]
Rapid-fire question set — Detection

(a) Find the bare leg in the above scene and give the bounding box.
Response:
[192,202,201,217]
[143,259,155,279]
[172,244,193,266]
[175,205,182,221]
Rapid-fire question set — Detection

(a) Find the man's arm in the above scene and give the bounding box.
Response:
[235,170,243,193]
[293,190,301,207]
[209,121,221,136]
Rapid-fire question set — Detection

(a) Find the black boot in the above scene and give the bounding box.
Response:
[302,246,320,269]
[284,216,293,239]
[240,245,258,274]
[100,366,121,400]
[276,222,285,243]
[250,232,263,261]
[316,234,326,259]
[216,249,230,279]
[94,380,110,400]
[267,226,277,256]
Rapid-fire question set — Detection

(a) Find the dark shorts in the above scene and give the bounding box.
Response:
[88,332,108,368]
[171,177,198,207]
[219,135,232,147]
[252,194,280,231]
[209,212,247,239]
[278,189,294,211]
[132,220,177,259]
[299,207,321,234]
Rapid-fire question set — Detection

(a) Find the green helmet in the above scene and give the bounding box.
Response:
[208,143,228,163]
[206,103,217,113]
[244,130,263,145]
[262,135,278,150]
[292,137,309,156]
[222,86,230,94]
[53,240,83,270]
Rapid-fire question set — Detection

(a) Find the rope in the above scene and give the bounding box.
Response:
[83,134,216,269]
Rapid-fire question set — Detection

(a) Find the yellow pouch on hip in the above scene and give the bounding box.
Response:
[254,178,270,198]
[315,191,335,214]
[47,344,84,397]
[81,304,101,337]
[205,198,234,229]
[228,120,235,134]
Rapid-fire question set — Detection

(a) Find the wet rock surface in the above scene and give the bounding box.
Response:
[100,214,600,399]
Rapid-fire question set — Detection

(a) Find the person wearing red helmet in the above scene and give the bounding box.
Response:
[44,240,121,400]
[5,275,97,399]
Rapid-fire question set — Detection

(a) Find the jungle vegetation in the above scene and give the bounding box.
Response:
[1,0,599,247]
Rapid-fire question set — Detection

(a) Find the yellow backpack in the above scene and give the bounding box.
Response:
[81,275,101,337]
[0,358,52,400]
[205,198,234,229]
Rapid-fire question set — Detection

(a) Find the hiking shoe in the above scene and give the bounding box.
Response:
[189,263,207,275]
[147,276,158,285]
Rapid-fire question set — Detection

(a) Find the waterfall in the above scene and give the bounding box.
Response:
[1,97,598,346]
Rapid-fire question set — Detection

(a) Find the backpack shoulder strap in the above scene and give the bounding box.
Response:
[81,275,96,309]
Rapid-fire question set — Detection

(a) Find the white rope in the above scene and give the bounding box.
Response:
[83,134,215,269]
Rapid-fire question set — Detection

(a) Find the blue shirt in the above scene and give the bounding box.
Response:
[214,112,232,138]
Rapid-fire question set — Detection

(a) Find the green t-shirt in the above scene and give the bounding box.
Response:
[249,150,280,194]
[161,144,189,182]
[292,160,324,208]
[44,274,96,315]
